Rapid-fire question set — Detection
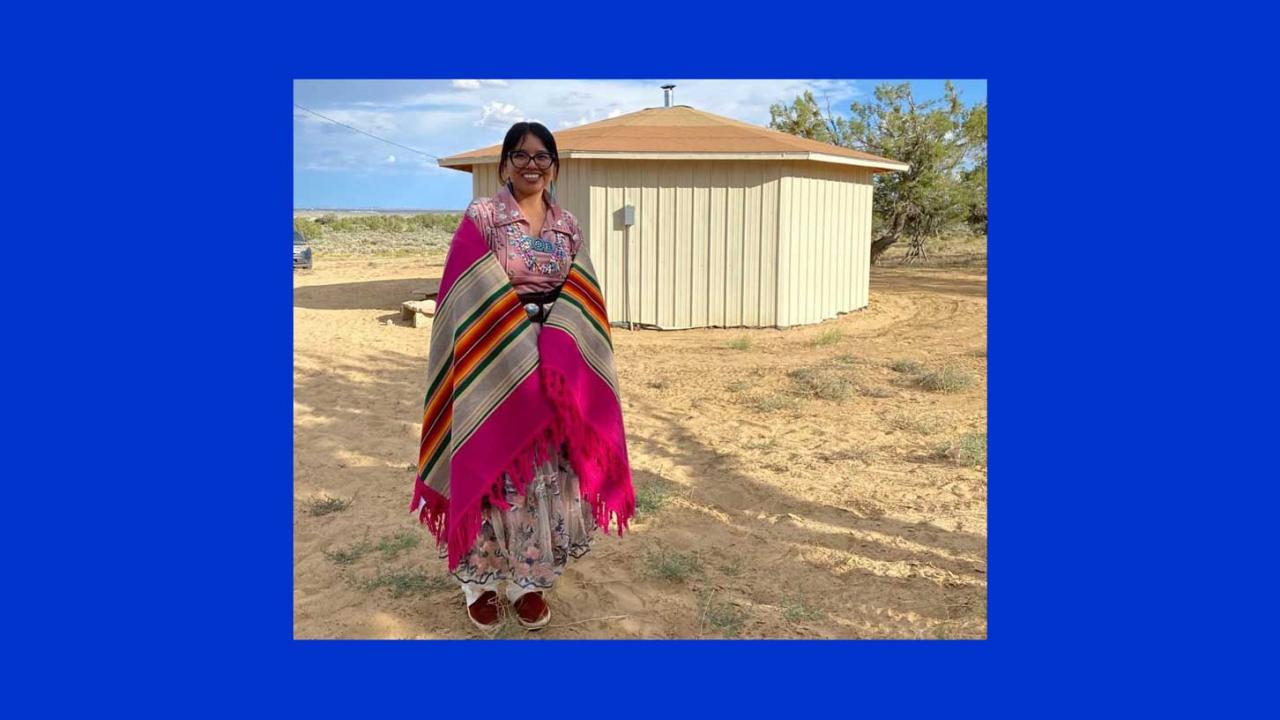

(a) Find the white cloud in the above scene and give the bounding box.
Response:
[559,105,628,129]
[475,101,526,128]
[453,79,508,90]
[385,155,397,163]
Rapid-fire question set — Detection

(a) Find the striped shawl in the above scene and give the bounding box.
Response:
[411,214,635,571]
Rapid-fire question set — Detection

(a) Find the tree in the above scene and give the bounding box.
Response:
[848,82,971,262]
[958,103,988,235]
[770,82,987,263]
[768,90,850,146]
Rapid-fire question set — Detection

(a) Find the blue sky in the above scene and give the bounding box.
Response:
[293,79,987,210]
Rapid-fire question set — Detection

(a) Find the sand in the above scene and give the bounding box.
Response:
[294,255,987,639]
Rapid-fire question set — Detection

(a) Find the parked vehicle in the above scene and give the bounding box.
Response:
[293,229,313,270]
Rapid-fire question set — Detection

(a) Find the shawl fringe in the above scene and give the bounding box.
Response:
[410,362,634,570]
[541,363,635,539]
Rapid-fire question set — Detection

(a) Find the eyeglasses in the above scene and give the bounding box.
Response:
[508,150,555,170]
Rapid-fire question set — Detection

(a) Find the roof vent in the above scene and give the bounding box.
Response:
[661,84,675,108]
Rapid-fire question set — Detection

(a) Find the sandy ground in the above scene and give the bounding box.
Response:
[294,254,987,639]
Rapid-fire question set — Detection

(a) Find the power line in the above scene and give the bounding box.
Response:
[293,102,440,160]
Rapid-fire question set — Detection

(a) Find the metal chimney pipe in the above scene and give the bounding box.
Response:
[661,84,675,107]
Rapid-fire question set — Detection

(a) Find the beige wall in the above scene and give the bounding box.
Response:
[776,161,875,328]
[469,158,875,329]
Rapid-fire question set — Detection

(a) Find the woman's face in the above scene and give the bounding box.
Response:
[506,133,555,199]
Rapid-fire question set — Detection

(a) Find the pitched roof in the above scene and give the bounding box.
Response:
[438,105,908,173]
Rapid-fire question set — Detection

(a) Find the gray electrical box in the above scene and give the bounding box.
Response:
[622,205,635,227]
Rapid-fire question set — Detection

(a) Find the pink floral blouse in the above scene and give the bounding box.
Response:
[463,183,584,296]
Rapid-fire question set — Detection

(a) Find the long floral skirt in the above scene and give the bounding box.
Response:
[438,441,599,602]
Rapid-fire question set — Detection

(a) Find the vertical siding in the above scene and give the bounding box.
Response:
[804,167,818,324]
[604,164,625,313]
[658,172,676,327]
[848,167,859,310]
[786,162,805,326]
[814,168,826,323]
[846,172,856,311]
[742,162,761,327]
[573,158,874,329]
[766,163,877,327]
[819,164,832,321]
[723,163,743,326]
[625,162,642,325]
[759,164,779,327]
[472,167,496,202]
[839,167,849,313]
[560,159,587,253]
[691,163,709,327]
[828,164,840,315]
[640,164,658,323]
[708,170,726,326]
[775,170,792,328]
[675,163,693,328]
[795,163,807,324]
[586,161,606,293]
[858,168,874,309]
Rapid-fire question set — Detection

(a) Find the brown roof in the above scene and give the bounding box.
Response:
[439,105,905,172]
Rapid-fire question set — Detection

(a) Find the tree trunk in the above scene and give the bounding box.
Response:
[870,234,897,265]
[871,208,908,265]
[901,236,928,264]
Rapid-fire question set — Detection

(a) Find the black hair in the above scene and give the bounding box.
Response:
[497,121,560,186]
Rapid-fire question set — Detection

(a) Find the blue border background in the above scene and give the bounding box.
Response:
[9,2,1270,715]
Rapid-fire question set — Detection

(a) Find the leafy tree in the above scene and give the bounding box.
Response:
[958,103,987,235]
[768,90,849,145]
[769,82,987,263]
[847,82,971,262]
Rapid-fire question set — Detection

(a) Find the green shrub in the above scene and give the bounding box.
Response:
[889,359,924,374]
[787,365,854,401]
[351,567,449,598]
[809,328,843,347]
[305,495,351,516]
[377,529,419,559]
[324,540,373,566]
[643,549,703,582]
[698,589,747,637]
[918,366,974,393]
[635,481,673,517]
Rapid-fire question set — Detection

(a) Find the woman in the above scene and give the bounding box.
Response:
[412,122,636,633]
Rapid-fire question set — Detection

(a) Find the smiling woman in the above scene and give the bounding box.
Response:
[412,121,636,635]
[482,123,579,292]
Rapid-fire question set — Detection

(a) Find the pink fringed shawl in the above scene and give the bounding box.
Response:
[411,214,635,571]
